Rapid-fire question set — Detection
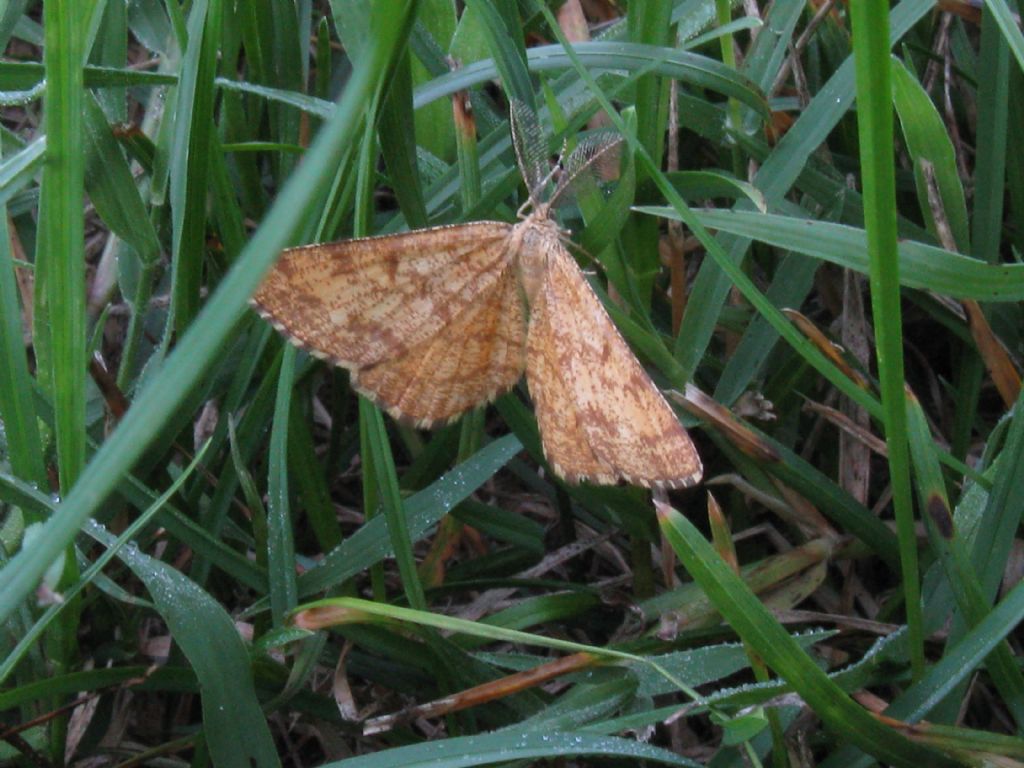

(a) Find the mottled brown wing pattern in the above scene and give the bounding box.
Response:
[251,222,515,368]
[538,241,702,489]
[526,267,618,484]
[352,266,528,427]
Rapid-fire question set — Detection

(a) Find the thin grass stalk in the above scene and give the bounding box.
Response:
[358,400,387,602]
[169,0,222,335]
[37,0,86,494]
[268,345,298,626]
[0,191,46,492]
[0,2,418,624]
[351,111,390,602]
[714,0,743,177]
[453,88,486,463]
[622,1,673,308]
[848,0,924,679]
[36,4,87,756]
[0,197,47,703]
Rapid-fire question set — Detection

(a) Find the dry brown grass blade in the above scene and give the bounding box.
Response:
[962,299,1022,408]
[840,270,873,505]
[803,399,889,457]
[363,652,599,735]
[674,384,780,463]
[783,308,872,390]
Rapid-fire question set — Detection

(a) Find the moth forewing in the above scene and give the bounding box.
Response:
[250,221,517,372]
[528,237,703,489]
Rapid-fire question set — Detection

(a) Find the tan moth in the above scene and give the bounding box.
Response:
[252,102,702,489]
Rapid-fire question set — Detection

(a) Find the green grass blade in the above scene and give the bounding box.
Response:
[32,8,88,755]
[905,393,1024,726]
[379,50,429,228]
[0,185,45,491]
[890,56,970,251]
[970,11,1008,268]
[982,0,1024,74]
[658,208,1024,301]
[35,0,86,492]
[82,91,162,263]
[0,137,46,207]
[972,389,1024,600]
[268,345,298,625]
[287,398,342,552]
[169,0,222,334]
[850,0,922,678]
[361,400,427,610]
[463,0,535,112]
[331,730,701,767]
[951,8,1010,471]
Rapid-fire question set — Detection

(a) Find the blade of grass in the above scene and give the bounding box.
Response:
[953,7,1010,464]
[268,345,298,626]
[890,55,970,252]
[287,397,342,552]
[463,0,536,113]
[655,207,1024,301]
[972,387,1024,602]
[34,4,88,757]
[361,400,428,610]
[168,0,222,334]
[294,433,523,596]
[35,0,86,494]
[624,0,673,306]
[333,730,701,768]
[849,0,922,677]
[379,49,429,228]
[0,137,46,208]
[82,91,162,264]
[0,168,45,492]
[981,0,1024,74]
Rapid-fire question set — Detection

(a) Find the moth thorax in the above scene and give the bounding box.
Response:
[515,217,560,307]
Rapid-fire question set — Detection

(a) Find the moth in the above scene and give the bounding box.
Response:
[252,104,702,489]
